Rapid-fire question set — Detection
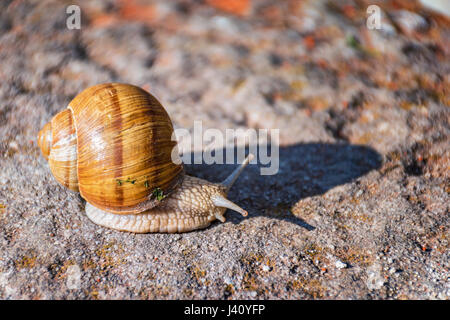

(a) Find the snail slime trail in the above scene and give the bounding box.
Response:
[38,83,253,233]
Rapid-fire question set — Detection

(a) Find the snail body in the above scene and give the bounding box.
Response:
[38,83,250,233]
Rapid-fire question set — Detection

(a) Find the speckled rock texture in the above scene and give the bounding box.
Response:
[0,0,448,299]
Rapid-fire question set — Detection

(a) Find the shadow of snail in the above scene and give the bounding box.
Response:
[186,143,382,232]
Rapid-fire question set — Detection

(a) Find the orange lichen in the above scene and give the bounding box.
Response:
[192,266,206,280]
[335,247,374,267]
[224,284,235,297]
[303,35,316,50]
[288,277,326,298]
[95,241,125,273]
[207,0,251,16]
[15,254,37,270]
[242,273,260,291]
[90,13,119,28]
[119,0,156,23]
[305,96,330,111]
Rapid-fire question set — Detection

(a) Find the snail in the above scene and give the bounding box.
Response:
[37,83,252,233]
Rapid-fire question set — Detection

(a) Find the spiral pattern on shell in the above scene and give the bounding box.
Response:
[38,83,184,215]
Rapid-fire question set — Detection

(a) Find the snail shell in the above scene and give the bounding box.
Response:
[38,83,183,214]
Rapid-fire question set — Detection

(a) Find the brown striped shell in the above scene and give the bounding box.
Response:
[37,83,184,215]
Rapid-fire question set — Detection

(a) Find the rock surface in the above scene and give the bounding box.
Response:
[0,0,448,299]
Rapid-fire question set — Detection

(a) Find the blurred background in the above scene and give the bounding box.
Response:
[0,0,448,300]
[1,0,448,150]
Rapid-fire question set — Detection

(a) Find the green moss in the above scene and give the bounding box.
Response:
[152,187,165,201]
[116,178,136,185]
[346,35,360,49]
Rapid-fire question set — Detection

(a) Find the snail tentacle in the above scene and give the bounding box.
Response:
[221,154,254,191]
[212,195,248,217]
